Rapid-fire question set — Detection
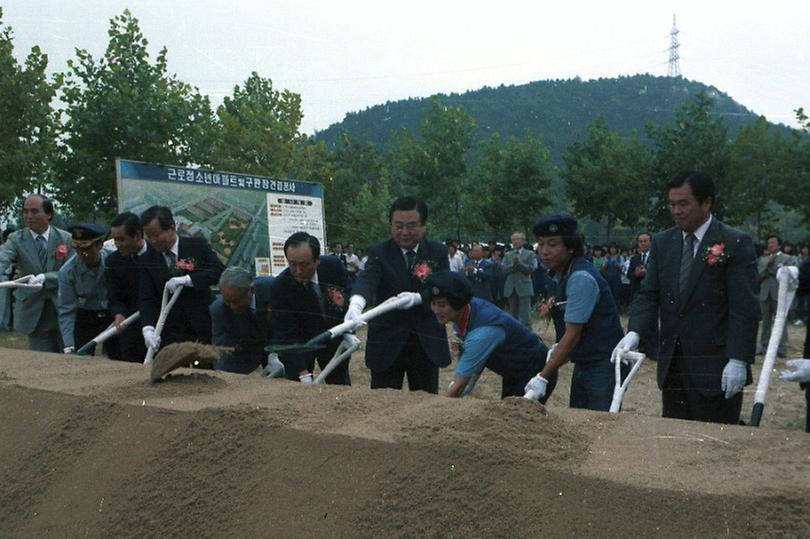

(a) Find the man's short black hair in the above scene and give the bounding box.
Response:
[766,234,782,245]
[284,231,320,259]
[389,196,428,225]
[111,212,142,238]
[666,170,716,208]
[25,194,54,220]
[140,206,175,230]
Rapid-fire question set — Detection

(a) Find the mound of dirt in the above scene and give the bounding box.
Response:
[0,348,808,537]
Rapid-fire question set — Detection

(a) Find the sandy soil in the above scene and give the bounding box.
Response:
[1,319,808,538]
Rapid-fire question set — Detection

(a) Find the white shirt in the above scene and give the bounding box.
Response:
[29,226,51,243]
[682,214,713,257]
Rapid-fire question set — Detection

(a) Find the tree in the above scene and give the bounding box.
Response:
[56,9,215,220]
[391,97,475,239]
[725,117,792,235]
[561,117,652,240]
[0,8,60,211]
[646,92,730,228]
[210,72,303,177]
[471,132,554,238]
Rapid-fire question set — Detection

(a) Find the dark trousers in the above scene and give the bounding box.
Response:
[113,321,146,363]
[370,333,438,394]
[76,309,120,359]
[569,360,627,411]
[28,300,62,353]
[662,351,743,424]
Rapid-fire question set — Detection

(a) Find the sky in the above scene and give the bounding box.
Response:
[3,0,808,135]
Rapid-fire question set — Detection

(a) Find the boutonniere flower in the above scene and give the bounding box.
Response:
[412,260,436,283]
[54,244,68,261]
[171,258,197,275]
[702,243,728,267]
[326,287,346,309]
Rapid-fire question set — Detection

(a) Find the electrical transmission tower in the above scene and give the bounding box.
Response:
[667,14,681,77]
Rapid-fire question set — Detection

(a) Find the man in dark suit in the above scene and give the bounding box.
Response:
[210,266,275,375]
[345,196,451,393]
[627,232,652,302]
[105,212,148,361]
[139,206,225,354]
[615,171,759,424]
[463,242,495,303]
[270,232,352,384]
[0,194,73,352]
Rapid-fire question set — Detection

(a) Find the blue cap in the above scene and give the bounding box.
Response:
[69,223,107,247]
[532,214,578,238]
[424,271,473,307]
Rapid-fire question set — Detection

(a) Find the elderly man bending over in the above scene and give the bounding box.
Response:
[210,267,278,375]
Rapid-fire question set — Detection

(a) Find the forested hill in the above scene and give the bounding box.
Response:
[315,74,774,161]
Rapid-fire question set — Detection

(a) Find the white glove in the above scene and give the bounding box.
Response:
[780,359,810,383]
[166,275,192,293]
[262,353,286,378]
[29,273,46,286]
[524,374,548,401]
[344,295,366,328]
[342,333,361,349]
[611,331,640,365]
[299,373,313,385]
[142,325,161,351]
[63,346,75,354]
[721,359,747,399]
[395,291,422,309]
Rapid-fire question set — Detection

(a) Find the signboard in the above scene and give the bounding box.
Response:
[116,158,325,275]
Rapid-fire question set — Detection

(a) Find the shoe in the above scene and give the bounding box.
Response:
[794,320,806,327]
[777,351,787,358]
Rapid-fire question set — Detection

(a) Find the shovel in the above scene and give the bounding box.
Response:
[74,312,140,356]
[609,350,646,413]
[0,274,43,290]
[749,267,799,427]
[265,294,412,355]
[143,284,184,365]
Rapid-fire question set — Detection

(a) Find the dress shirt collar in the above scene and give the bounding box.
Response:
[682,214,713,254]
[400,243,420,257]
[30,226,51,242]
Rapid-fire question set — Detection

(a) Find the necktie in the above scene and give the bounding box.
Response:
[165,251,176,269]
[679,234,696,297]
[310,281,324,314]
[406,250,416,270]
[641,253,647,266]
[36,235,48,269]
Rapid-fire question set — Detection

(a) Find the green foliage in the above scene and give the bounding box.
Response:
[0,9,60,211]
[725,117,791,234]
[211,72,303,176]
[471,132,554,238]
[645,92,730,228]
[562,117,653,239]
[391,97,476,239]
[56,9,215,220]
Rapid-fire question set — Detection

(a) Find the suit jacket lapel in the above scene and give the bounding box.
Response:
[680,219,722,310]
[20,232,42,272]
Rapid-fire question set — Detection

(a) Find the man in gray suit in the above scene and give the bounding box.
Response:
[0,194,73,352]
[501,232,537,327]
[757,235,796,357]
[614,171,759,424]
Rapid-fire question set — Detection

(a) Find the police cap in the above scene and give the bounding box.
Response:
[69,223,107,248]
[532,214,578,238]
[424,271,473,309]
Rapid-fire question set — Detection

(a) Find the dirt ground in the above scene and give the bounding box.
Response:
[0,319,808,537]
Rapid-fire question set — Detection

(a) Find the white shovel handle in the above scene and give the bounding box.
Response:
[609,350,646,413]
[143,285,184,365]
